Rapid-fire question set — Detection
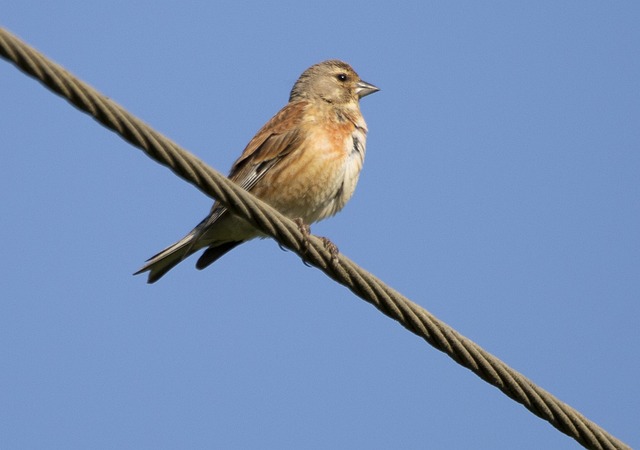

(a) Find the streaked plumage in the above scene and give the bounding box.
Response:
[135,60,378,283]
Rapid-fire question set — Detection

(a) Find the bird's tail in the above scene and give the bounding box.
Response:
[134,232,199,284]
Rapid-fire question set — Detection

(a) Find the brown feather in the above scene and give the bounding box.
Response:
[228,100,309,190]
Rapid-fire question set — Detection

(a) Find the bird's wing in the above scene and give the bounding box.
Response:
[229,99,307,190]
[202,100,308,227]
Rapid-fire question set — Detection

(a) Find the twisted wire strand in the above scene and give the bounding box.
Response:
[0,28,629,450]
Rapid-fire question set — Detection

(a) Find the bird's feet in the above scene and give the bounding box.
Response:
[294,218,313,266]
[320,237,340,262]
[293,218,340,267]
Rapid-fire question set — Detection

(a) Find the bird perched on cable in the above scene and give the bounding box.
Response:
[135,59,379,283]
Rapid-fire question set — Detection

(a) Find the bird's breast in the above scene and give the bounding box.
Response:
[253,116,367,224]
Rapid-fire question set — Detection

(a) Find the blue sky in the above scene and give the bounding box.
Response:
[2,2,638,449]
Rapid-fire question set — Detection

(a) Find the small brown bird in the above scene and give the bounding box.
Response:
[135,60,378,283]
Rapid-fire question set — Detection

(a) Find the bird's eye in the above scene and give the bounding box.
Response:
[336,73,347,82]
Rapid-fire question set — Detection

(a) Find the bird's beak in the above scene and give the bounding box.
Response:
[356,80,380,98]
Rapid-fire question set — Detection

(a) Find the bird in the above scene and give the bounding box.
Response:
[135,59,379,283]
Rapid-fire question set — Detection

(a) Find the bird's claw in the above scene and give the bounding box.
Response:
[294,218,313,266]
[293,218,340,267]
[320,237,340,262]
